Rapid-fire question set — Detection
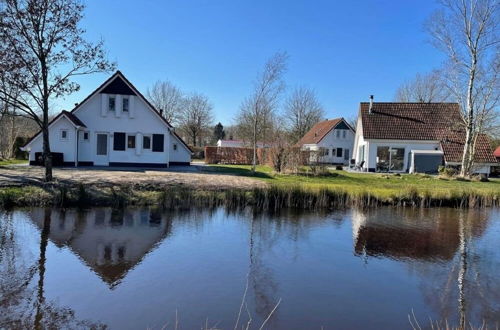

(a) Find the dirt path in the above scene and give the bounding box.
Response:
[0,165,267,190]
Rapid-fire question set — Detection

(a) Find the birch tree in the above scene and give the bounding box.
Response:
[236,52,288,172]
[0,0,115,181]
[284,86,324,143]
[426,0,499,176]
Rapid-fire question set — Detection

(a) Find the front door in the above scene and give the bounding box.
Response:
[95,133,109,166]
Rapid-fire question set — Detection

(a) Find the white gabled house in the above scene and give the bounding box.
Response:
[296,117,355,165]
[352,98,497,174]
[22,71,192,167]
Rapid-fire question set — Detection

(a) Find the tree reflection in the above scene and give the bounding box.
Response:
[352,208,500,327]
[0,210,105,329]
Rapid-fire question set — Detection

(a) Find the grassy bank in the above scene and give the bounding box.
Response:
[0,178,498,210]
[0,159,28,166]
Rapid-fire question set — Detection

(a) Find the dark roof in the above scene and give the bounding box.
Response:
[360,102,462,140]
[22,110,87,147]
[296,118,352,146]
[62,110,87,127]
[441,133,497,163]
[359,102,497,164]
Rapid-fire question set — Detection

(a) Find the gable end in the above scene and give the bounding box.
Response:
[100,76,137,95]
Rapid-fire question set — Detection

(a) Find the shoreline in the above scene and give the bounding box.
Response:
[0,181,498,210]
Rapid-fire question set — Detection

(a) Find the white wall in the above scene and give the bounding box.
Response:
[74,93,172,165]
[365,140,440,172]
[169,134,191,163]
[316,128,355,164]
[28,116,77,163]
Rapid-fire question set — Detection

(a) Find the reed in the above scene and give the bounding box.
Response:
[0,182,498,210]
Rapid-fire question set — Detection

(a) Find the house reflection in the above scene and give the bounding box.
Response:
[351,208,488,262]
[27,207,172,286]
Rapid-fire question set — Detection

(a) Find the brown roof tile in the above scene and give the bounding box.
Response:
[297,118,351,146]
[360,102,497,164]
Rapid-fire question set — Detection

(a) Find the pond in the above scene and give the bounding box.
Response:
[0,206,499,329]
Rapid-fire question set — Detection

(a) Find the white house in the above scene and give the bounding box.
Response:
[22,71,192,167]
[352,98,497,174]
[296,117,355,165]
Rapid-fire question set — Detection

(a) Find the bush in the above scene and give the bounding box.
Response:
[438,165,458,177]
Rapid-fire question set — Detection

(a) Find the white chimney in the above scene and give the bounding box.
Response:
[369,95,374,114]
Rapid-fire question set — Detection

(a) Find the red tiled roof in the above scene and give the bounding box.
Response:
[359,102,497,164]
[494,146,500,158]
[297,118,349,145]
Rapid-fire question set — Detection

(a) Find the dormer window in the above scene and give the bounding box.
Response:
[108,96,116,112]
[123,97,129,112]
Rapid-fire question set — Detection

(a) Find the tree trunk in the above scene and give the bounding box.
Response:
[42,123,53,182]
[460,59,477,177]
[252,116,257,173]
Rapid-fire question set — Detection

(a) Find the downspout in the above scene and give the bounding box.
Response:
[75,127,79,167]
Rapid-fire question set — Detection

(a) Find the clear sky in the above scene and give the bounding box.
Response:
[59,0,446,125]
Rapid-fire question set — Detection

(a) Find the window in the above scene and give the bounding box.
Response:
[113,132,126,151]
[336,130,340,138]
[108,96,116,111]
[173,143,177,151]
[376,146,405,172]
[342,130,346,138]
[83,132,89,140]
[331,148,336,156]
[61,130,68,140]
[123,97,129,112]
[127,135,136,149]
[337,148,343,157]
[143,135,151,149]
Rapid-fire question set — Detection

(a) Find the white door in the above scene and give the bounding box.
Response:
[95,133,109,166]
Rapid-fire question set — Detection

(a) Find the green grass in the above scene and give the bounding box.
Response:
[205,164,500,201]
[0,159,28,166]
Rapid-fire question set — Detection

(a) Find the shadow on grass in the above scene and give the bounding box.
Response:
[203,165,274,179]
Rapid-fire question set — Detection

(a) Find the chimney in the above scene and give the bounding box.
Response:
[369,95,374,114]
[159,109,163,116]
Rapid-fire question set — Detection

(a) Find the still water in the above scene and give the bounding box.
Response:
[0,207,499,329]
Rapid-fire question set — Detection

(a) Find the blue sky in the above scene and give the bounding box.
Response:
[60,0,446,125]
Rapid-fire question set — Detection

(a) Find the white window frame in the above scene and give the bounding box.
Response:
[122,97,129,113]
[173,143,178,151]
[108,95,116,112]
[82,131,90,142]
[336,130,340,138]
[342,130,346,138]
[60,129,69,141]
[142,134,152,150]
[127,134,136,149]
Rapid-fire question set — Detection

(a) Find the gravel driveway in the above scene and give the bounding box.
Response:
[0,165,267,190]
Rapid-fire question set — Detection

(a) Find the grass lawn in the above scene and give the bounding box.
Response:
[205,164,500,199]
[0,159,28,166]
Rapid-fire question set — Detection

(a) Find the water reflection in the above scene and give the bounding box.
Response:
[27,207,172,286]
[0,207,498,329]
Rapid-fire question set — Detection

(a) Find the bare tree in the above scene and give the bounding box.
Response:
[426,0,499,176]
[179,93,213,146]
[236,52,288,172]
[146,80,184,125]
[284,87,324,143]
[0,0,115,181]
[394,70,451,102]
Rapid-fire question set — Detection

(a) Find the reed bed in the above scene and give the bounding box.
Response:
[0,182,498,210]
